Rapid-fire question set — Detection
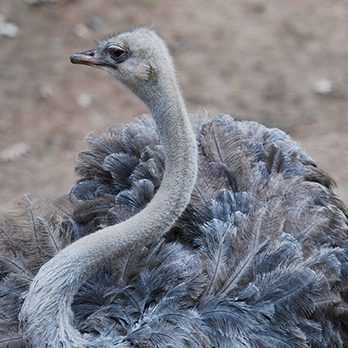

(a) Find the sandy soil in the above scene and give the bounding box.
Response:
[0,0,347,214]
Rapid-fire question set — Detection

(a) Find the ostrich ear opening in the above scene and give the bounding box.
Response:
[134,63,158,81]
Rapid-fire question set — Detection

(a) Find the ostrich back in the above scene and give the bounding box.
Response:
[1,114,347,347]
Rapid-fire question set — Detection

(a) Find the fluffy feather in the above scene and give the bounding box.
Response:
[1,114,347,347]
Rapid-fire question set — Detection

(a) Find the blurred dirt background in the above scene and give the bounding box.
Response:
[0,0,347,213]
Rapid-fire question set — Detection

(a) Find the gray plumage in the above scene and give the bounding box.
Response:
[0,27,347,347]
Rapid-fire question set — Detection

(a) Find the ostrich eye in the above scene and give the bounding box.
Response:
[108,46,128,62]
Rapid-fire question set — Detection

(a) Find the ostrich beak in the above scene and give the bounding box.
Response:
[70,49,103,66]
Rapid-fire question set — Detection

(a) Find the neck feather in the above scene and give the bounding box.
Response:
[19,73,198,347]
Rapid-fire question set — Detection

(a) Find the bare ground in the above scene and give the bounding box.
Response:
[0,0,347,213]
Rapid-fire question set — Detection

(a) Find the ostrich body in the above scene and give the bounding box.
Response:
[0,27,347,347]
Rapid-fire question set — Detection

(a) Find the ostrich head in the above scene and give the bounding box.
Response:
[70,27,176,105]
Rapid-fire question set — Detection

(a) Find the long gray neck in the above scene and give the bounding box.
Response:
[19,74,198,347]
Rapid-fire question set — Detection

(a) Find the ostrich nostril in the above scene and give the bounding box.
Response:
[70,49,100,65]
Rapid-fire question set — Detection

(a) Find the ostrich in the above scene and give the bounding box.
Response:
[0,27,347,347]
